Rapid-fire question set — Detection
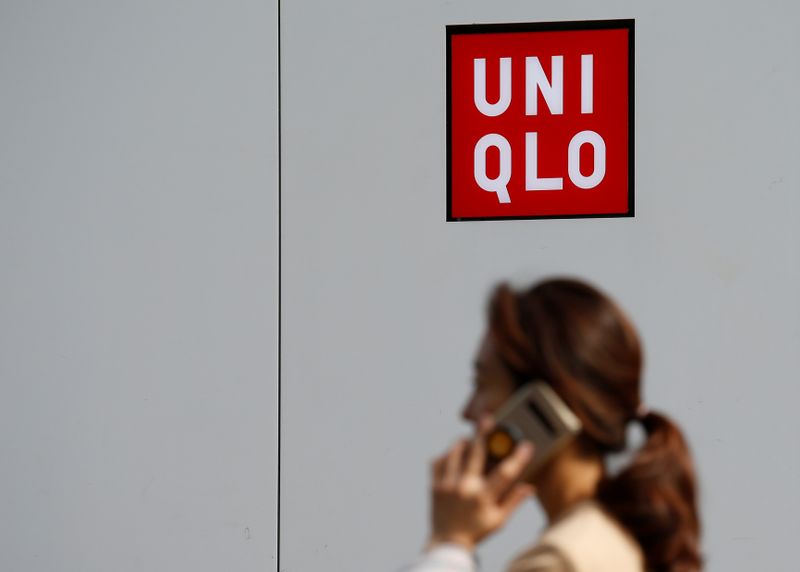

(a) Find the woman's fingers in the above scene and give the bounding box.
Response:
[442,438,469,487]
[485,440,535,498]
[431,454,446,482]
[465,413,494,476]
[434,417,531,502]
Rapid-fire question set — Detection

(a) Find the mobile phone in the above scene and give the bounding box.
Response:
[483,381,582,482]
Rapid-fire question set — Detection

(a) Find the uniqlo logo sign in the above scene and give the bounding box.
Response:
[447,20,634,221]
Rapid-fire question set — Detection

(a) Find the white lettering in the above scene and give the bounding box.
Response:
[525,132,563,191]
[474,58,512,116]
[568,130,606,189]
[581,54,593,114]
[474,134,512,203]
[525,56,563,115]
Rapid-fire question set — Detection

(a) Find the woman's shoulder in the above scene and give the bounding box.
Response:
[504,543,575,572]
[505,499,645,572]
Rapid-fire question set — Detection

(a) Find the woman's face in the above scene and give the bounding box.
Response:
[460,330,518,431]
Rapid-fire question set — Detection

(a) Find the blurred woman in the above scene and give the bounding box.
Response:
[401,277,703,572]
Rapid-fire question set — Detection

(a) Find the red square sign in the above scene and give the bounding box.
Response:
[447,20,634,221]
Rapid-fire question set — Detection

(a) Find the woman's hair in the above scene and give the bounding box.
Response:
[486,277,703,572]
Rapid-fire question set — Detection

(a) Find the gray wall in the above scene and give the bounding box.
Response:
[1,1,798,572]
[0,1,277,571]
[281,1,798,572]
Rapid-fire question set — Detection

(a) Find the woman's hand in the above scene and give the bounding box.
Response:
[425,414,537,552]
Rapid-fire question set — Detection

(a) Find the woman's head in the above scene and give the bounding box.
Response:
[479,277,644,451]
[467,276,704,572]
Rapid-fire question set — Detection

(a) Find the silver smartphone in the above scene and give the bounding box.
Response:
[483,381,582,482]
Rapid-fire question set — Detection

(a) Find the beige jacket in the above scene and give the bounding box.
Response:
[504,498,645,572]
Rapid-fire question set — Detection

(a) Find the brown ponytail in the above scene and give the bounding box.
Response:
[486,277,704,572]
[596,410,703,572]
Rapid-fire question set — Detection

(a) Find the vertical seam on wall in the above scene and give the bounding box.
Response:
[277,0,282,570]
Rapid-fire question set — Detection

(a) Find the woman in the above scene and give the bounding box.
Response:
[402,277,703,572]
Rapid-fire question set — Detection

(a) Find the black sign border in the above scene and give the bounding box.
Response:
[446,19,635,222]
